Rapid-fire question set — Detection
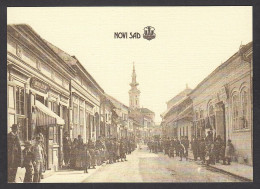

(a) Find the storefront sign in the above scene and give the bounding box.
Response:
[30,78,49,93]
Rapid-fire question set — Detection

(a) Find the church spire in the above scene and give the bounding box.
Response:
[131,62,139,87]
[129,62,140,109]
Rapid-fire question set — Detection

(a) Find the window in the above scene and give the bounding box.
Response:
[232,94,239,130]
[16,87,25,115]
[80,108,84,125]
[8,86,15,109]
[73,104,78,124]
[241,89,249,129]
[79,108,84,136]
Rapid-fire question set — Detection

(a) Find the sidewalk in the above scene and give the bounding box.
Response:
[187,150,253,181]
[41,164,104,183]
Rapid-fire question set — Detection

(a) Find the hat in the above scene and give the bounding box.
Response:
[36,136,42,141]
[24,141,32,146]
[11,124,19,130]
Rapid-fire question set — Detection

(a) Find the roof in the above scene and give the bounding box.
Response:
[139,108,154,114]
[7,24,75,76]
[105,93,129,110]
[162,96,191,118]
[189,41,252,96]
[44,40,104,93]
[166,88,192,106]
[43,39,78,66]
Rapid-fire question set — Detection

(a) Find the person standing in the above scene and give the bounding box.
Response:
[199,138,206,164]
[7,124,22,183]
[32,136,45,183]
[63,132,72,167]
[22,141,34,183]
[224,139,235,165]
[214,135,223,163]
[88,139,96,169]
[71,138,78,169]
[191,136,199,161]
[183,136,190,161]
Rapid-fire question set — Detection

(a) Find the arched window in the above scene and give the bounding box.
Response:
[241,88,249,129]
[232,93,239,130]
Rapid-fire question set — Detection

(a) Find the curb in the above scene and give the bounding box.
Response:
[186,154,252,182]
[207,164,252,182]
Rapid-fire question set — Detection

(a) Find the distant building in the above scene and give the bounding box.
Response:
[161,85,193,141]
[128,63,155,140]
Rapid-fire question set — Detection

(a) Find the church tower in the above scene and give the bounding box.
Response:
[129,62,140,109]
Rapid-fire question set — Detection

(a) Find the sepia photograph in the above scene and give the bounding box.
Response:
[6,6,253,183]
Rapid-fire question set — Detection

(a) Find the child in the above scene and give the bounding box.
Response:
[22,141,34,183]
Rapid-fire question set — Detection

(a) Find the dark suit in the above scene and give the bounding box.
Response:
[7,132,22,183]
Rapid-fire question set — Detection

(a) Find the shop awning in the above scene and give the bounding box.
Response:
[35,100,65,125]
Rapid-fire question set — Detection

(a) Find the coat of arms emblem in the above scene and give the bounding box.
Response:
[143,26,156,41]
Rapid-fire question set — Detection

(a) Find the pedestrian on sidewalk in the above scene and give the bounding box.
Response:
[177,140,185,161]
[7,124,22,183]
[63,132,72,168]
[191,135,199,161]
[71,138,78,169]
[224,139,235,165]
[183,136,189,161]
[214,135,223,163]
[199,138,206,164]
[32,136,45,183]
[88,139,96,169]
[83,144,91,173]
[169,138,175,158]
[22,141,34,183]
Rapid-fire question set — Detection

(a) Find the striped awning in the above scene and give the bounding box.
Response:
[35,100,65,126]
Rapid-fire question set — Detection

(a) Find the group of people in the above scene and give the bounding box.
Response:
[63,133,136,173]
[190,131,235,166]
[148,136,190,161]
[8,123,137,183]
[8,124,46,183]
[147,131,235,165]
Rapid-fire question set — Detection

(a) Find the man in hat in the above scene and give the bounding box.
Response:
[32,136,44,183]
[22,141,34,183]
[8,124,22,183]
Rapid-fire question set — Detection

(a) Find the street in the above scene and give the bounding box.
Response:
[82,145,241,182]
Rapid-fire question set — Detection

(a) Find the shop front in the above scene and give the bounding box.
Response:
[33,100,65,171]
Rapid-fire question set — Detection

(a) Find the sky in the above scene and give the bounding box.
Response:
[7,7,252,122]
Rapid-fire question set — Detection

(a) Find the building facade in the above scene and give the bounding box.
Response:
[7,24,74,171]
[189,42,253,165]
[161,86,193,141]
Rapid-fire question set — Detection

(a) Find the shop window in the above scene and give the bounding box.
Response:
[16,87,25,115]
[232,94,240,130]
[8,86,15,109]
[241,89,249,129]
